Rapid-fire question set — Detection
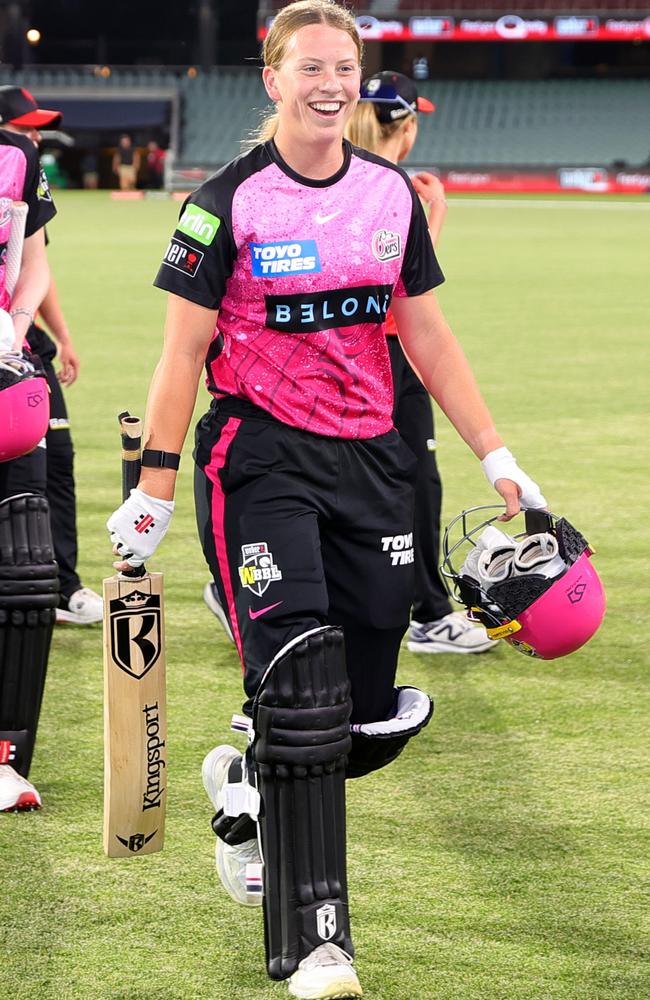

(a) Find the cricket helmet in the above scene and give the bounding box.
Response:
[441,505,606,660]
[0,353,49,462]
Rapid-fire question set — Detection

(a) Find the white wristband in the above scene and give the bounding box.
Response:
[481,447,547,509]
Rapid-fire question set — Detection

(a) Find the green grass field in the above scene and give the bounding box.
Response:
[2,191,649,1000]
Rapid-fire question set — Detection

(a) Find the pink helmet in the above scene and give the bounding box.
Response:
[442,506,606,660]
[0,354,50,462]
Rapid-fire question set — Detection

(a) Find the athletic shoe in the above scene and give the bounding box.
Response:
[288,943,363,999]
[56,586,103,625]
[407,611,495,654]
[203,581,235,643]
[0,764,42,811]
[201,744,262,907]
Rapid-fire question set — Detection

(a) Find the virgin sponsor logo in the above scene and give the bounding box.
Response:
[371,229,401,262]
[142,701,166,810]
[381,533,414,566]
[250,239,321,277]
[265,284,392,333]
[177,203,221,245]
[162,237,204,277]
[238,542,282,598]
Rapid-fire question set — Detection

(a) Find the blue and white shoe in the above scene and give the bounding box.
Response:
[203,582,235,643]
[407,612,495,654]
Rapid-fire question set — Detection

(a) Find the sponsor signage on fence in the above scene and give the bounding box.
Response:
[259,15,650,42]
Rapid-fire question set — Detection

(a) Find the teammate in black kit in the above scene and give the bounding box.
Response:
[346,71,494,656]
[107,3,547,997]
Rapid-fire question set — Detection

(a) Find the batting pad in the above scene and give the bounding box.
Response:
[0,494,59,777]
[252,626,353,980]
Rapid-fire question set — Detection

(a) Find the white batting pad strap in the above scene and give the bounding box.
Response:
[231,713,253,735]
[223,780,261,821]
[351,687,432,738]
[106,487,174,567]
[481,447,547,509]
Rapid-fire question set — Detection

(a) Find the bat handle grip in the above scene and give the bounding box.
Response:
[121,564,147,580]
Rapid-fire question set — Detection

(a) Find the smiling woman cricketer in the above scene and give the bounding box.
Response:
[106,2,547,997]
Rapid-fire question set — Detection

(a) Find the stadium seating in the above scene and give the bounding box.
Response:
[0,67,647,171]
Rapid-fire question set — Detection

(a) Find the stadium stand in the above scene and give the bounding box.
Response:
[264,1,650,10]
[0,67,647,175]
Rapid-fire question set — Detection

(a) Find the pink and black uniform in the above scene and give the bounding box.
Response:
[0,130,54,313]
[0,129,55,504]
[155,139,443,716]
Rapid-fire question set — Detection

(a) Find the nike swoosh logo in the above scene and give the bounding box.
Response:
[315,210,342,224]
[248,601,283,620]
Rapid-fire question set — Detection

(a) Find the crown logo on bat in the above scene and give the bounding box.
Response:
[122,590,149,606]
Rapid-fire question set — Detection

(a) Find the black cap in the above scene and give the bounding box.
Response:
[359,71,435,125]
[0,86,62,129]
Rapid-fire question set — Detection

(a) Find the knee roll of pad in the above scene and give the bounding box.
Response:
[0,494,59,776]
[252,625,353,980]
[347,685,433,779]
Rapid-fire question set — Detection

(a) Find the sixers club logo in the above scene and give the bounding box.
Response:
[162,237,204,277]
[371,229,401,262]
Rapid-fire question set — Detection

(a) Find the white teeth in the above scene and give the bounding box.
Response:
[311,102,341,112]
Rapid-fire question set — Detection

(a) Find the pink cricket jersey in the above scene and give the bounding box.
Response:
[155,140,443,439]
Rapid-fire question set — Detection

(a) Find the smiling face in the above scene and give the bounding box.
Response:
[263,23,361,150]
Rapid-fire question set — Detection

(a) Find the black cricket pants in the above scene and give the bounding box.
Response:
[194,399,417,725]
[388,336,452,623]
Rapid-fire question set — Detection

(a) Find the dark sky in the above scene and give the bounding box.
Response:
[29,0,259,65]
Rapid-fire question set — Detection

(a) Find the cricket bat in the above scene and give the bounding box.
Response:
[103,412,167,857]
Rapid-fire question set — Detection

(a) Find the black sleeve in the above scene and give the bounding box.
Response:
[23,147,56,236]
[153,173,237,310]
[396,179,444,297]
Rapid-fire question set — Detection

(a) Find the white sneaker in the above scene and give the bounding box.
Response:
[56,586,103,625]
[203,582,235,643]
[201,744,262,907]
[0,764,42,811]
[288,943,363,999]
[407,611,495,654]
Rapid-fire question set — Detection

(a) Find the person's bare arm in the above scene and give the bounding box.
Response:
[411,172,447,248]
[38,278,79,384]
[10,228,50,348]
[137,294,217,502]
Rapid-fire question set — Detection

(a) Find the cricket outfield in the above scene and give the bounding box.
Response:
[1,191,648,1000]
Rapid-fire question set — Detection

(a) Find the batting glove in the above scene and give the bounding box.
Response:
[481,447,547,509]
[107,488,175,568]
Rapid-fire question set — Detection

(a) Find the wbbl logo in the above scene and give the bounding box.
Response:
[109,590,161,679]
[238,542,282,597]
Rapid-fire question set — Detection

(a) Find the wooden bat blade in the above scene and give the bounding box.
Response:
[103,571,167,857]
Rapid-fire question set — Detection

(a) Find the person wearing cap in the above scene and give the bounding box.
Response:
[0,85,104,627]
[0,86,59,813]
[346,71,494,655]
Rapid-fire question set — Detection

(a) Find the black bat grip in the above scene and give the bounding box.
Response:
[118,411,146,580]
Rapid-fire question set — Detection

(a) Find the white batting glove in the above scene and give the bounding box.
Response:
[481,447,547,509]
[107,488,175,568]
